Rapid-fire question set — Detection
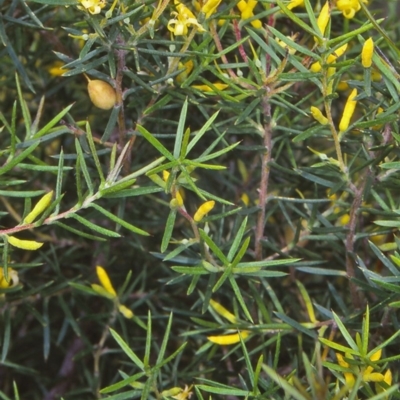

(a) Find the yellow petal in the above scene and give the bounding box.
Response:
[24,191,54,224]
[369,348,382,361]
[96,266,117,297]
[7,235,43,250]
[384,369,392,385]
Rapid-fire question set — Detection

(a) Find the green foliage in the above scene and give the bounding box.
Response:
[1,0,400,398]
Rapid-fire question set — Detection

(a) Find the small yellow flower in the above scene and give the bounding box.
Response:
[339,88,358,133]
[24,191,53,224]
[362,37,374,68]
[336,0,367,19]
[168,1,205,36]
[77,0,106,14]
[95,265,117,298]
[310,106,328,125]
[7,236,43,250]
[237,0,262,28]
[310,43,347,73]
[336,349,391,394]
[0,267,19,289]
[193,200,215,222]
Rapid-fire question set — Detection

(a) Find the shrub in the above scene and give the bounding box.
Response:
[1,0,400,398]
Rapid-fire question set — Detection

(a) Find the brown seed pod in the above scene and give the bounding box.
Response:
[86,77,117,110]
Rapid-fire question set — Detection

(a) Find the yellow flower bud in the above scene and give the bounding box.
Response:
[310,106,328,125]
[193,200,215,222]
[87,79,117,110]
[118,304,134,318]
[362,37,374,68]
[24,191,54,224]
[7,235,44,250]
[339,88,358,133]
[210,299,237,323]
[207,331,250,345]
[316,1,330,37]
[96,265,117,297]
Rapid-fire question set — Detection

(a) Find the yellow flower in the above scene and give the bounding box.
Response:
[336,349,391,393]
[77,0,106,14]
[92,266,134,318]
[168,1,205,36]
[207,299,250,345]
[193,200,215,222]
[286,0,304,10]
[310,106,328,125]
[95,265,117,298]
[237,0,262,28]
[362,37,374,68]
[339,88,358,133]
[0,267,19,289]
[310,43,347,73]
[336,0,367,19]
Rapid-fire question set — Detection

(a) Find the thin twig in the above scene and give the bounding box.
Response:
[255,94,272,261]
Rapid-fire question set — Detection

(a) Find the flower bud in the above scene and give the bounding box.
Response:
[339,88,358,133]
[7,235,43,250]
[87,79,117,110]
[310,106,328,125]
[96,265,117,297]
[24,191,53,224]
[207,331,250,345]
[362,38,374,68]
[194,200,215,222]
[316,1,330,38]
